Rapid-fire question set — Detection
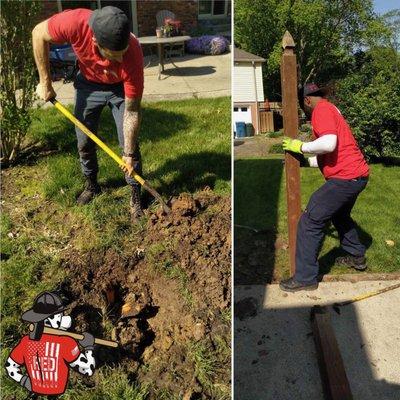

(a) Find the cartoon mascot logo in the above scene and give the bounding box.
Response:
[5,292,102,398]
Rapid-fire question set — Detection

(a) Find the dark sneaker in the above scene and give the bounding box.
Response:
[76,177,101,205]
[335,255,367,271]
[279,277,318,292]
[130,185,144,223]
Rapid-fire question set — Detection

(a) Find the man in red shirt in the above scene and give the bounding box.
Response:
[280,83,369,291]
[32,7,144,222]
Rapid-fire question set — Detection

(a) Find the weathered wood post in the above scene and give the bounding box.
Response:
[280,31,301,276]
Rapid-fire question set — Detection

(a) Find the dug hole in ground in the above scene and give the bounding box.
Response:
[60,192,231,398]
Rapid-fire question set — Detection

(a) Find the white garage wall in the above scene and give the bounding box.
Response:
[233,62,264,103]
[233,106,252,133]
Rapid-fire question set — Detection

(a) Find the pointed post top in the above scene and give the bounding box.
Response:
[282,31,295,49]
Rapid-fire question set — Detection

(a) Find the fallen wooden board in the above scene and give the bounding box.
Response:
[311,305,353,400]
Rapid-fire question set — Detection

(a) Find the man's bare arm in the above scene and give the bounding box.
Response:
[123,97,141,155]
[32,20,56,101]
[120,97,141,175]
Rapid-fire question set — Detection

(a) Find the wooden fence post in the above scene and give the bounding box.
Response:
[280,31,301,276]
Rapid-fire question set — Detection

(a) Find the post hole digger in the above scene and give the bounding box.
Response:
[50,98,171,215]
[332,282,400,314]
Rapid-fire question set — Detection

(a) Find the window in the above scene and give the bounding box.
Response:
[213,1,225,15]
[60,1,97,11]
[198,0,229,18]
[199,0,212,15]
[241,107,248,112]
[233,107,238,112]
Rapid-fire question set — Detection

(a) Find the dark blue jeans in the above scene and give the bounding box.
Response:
[294,177,368,284]
[73,72,141,187]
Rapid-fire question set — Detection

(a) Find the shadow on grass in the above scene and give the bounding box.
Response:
[318,222,373,276]
[147,151,231,196]
[234,158,283,285]
[22,105,190,163]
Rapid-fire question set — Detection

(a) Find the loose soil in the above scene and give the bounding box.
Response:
[59,192,231,398]
[2,164,231,398]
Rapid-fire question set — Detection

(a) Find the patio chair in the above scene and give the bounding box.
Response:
[156,10,185,59]
[156,10,176,27]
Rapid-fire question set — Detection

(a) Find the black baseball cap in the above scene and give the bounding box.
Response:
[89,6,130,51]
[302,82,329,97]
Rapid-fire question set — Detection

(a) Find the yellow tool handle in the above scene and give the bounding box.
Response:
[51,99,145,186]
[351,282,400,302]
[29,324,118,348]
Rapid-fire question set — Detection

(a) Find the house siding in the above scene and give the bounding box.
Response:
[233,62,264,103]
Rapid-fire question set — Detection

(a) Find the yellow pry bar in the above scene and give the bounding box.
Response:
[51,99,145,186]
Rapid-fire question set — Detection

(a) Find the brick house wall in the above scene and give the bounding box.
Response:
[137,0,198,36]
[35,0,59,24]
[37,1,199,36]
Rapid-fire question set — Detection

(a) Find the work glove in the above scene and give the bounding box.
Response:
[282,137,303,154]
[20,375,32,392]
[79,332,95,351]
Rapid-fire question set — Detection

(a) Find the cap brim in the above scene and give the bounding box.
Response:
[21,306,66,323]
[305,86,330,97]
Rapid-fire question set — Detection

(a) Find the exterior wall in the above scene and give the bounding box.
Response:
[233,102,261,135]
[39,1,198,37]
[136,0,198,36]
[250,103,259,134]
[35,0,60,23]
[233,62,264,103]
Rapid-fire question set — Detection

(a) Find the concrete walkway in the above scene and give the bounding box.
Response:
[234,281,400,400]
[46,52,230,107]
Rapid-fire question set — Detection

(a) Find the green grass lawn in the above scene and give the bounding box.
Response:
[235,155,400,281]
[1,97,230,399]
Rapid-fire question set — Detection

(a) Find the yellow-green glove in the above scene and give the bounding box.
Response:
[282,137,303,154]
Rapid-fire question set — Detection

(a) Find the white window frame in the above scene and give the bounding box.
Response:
[198,0,229,20]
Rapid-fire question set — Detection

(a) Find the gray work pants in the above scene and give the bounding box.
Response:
[73,72,141,187]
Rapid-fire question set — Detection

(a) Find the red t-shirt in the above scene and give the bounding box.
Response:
[48,8,144,99]
[9,334,80,395]
[311,99,369,179]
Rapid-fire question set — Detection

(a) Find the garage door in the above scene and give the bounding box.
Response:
[233,106,252,133]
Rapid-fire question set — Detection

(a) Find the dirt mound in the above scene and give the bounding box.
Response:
[60,192,231,398]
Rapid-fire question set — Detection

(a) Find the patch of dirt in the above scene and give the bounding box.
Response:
[60,192,231,398]
[234,227,284,285]
[234,297,258,321]
[233,136,282,159]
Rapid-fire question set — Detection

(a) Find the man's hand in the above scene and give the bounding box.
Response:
[282,137,304,154]
[36,82,56,102]
[121,155,140,177]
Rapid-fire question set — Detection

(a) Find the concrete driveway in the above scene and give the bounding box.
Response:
[234,281,400,399]
[45,52,230,107]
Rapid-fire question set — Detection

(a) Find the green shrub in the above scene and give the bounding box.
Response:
[0,1,42,164]
[269,143,284,153]
[335,48,400,161]
[267,131,283,138]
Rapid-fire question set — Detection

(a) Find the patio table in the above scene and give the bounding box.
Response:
[138,35,191,80]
